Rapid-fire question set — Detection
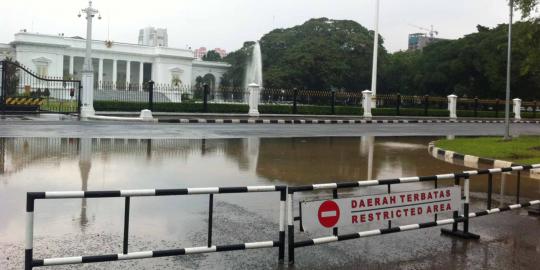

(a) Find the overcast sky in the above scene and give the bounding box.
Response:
[0,0,529,53]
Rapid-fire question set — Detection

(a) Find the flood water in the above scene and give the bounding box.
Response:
[0,136,539,269]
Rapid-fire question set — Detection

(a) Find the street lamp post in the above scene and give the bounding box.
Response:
[79,1,101,118]
[370,0,380,108]
[504,0,513,140]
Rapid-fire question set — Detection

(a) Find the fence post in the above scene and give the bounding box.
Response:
[148,81,154,111]
[424,95,429,116]
[1,61,4,99]
[513,98,521,120]
[293,88,298,114]
[203,84,209,113]
[474,97,479,117]
[331,89,336,115]
[447,94,457,119]
[248,83,260,117]
[362,90,373,118]
[534,100,537,118]
[495,98,500,118]
[396,93,401,116]
[77,84,82,116]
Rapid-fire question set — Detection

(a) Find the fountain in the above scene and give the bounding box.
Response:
[244,41,263,90]
[245,41,263,116]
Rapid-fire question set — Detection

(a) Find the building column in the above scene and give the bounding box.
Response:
[126,60,131,90]
[98,58,103,89]
[69,56,74,77]
[139,61,144,91]
[112,59,117,88]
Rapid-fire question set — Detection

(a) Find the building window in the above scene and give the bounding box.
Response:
[37,65,48,77]
[32,57,52,78]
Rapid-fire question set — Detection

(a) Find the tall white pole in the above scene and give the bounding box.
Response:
[370,0,380,108]
[80,1,99,118]
[504,0,513,140]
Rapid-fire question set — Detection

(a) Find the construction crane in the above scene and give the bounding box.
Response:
[409,24,439,39]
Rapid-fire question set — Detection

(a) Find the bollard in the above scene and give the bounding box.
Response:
[248,83,260,117]
[203,84,209,113]
[148,81,154,111]
[447,94,457,119]
[362,90,373,118]
[513,98,521,120]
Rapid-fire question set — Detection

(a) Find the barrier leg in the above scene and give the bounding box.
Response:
[333,189,338,236]
[487,173,493,210]
[25,194,36,270]
[123,197,131,254]
[208,194,213,247]
[441,177,480,239]
[287,192,295,264]
[278,189,286,263]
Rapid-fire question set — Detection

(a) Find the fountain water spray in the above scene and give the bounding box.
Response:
[244,41,263,90]
[245,41,262,116]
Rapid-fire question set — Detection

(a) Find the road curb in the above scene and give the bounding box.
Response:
[428,141,540,179]
[158,118,540,124]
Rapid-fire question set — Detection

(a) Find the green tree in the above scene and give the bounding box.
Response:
[384,20,540,99]
[3,57,20,96]
[223,18,387,90]
[202,50,222,61]
[515,0,539,18]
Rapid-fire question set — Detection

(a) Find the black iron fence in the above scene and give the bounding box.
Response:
[94,83,537,117]
[0,60,81,114]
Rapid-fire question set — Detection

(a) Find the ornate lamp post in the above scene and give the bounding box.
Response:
[78,1,101,118]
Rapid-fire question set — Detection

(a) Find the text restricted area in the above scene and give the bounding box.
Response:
[301,186,461,231]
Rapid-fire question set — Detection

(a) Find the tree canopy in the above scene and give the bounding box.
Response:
[222,17,540,99]
[222,18,387,90]
[382,20,540,99]
[515,0,539,18]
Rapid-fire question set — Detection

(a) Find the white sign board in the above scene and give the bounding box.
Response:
[301,186,461,231]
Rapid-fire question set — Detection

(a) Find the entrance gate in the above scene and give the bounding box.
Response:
[0,60,81,114]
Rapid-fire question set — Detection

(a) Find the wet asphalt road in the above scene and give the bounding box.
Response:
[1,119,540,269]
[0,120,540,138]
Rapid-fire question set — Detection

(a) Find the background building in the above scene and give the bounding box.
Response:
[194,47,207,59]
[213,48,228,58]
[4,31,229,88]
[194,47,228,59]
[408,33,447,51]
[138,27,168,47]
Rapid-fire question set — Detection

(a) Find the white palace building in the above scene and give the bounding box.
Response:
[0,31,230,89]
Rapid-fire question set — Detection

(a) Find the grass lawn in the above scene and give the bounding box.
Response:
[435,136,540,164]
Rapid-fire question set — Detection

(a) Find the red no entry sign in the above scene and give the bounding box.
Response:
[302,186,461,231]
[317,200,340,228]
